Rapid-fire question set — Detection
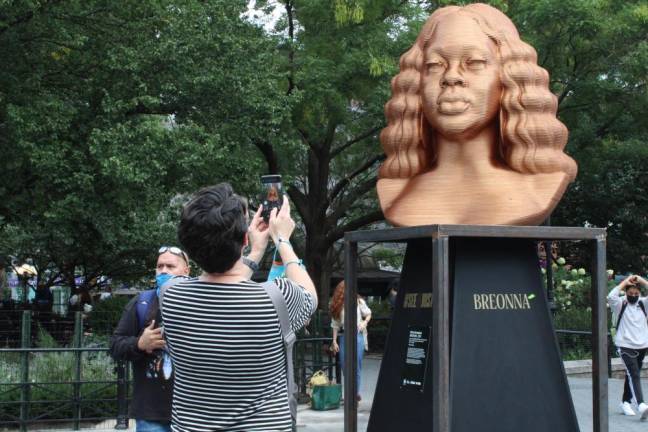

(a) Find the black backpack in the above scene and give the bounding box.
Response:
[616,300,647,329]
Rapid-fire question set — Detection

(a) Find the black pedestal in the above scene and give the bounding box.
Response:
[367,237,579,432]
[367,238,435,430]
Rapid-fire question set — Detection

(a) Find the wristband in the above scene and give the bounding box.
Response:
[276,237,292,249]
[284,259,304,268]
[241,256,259,272]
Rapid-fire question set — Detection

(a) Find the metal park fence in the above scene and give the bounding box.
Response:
[0,310,339,431]
[1,310,602,430]
[0,311,131,431]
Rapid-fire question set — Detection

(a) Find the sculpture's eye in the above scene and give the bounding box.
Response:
[466,58,487,70]
[426,60,445,72]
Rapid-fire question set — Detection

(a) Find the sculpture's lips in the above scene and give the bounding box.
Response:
[437,99,470,115]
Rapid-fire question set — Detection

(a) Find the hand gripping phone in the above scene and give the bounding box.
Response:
[260,175,283,223]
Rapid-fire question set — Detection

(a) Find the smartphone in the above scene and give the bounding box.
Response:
[260,175,283,222]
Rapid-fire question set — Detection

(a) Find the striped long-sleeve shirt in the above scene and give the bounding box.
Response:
[162,277,316,431]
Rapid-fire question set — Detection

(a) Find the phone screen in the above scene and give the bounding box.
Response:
[260,175,283,222]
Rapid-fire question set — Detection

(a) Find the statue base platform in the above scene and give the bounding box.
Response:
[368,237,579,431]
[342,225,608,432]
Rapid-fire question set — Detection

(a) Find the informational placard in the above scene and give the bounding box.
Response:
[400,325,430,391]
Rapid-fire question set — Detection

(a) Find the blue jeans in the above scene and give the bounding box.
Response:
[136,420,171,432]
[338,333,364,393]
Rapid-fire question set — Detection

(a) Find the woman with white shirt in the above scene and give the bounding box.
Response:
[608,275,648,418]
[329,281,371,401]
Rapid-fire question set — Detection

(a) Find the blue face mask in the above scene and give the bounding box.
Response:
[267,249,285,281]
[156,273,174,293]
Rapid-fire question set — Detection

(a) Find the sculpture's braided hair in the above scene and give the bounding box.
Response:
[379,3,577,180]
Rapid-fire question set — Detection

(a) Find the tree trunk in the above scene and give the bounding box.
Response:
[303,207,336,311]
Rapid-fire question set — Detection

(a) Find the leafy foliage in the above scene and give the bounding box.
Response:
[0,1,279,295]
[0,325,120,424]
[87,296,132,336]
[505,0,648,272]
[0,0,646,306]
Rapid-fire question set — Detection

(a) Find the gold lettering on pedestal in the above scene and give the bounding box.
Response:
[421,293,433,308]
[473,293,532,310]
[404,293,419,308]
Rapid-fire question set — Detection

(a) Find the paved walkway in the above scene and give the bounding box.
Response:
[297,356,648,432]
[30,356,648,431]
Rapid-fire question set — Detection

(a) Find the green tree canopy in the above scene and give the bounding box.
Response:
[1,0,646,305]
[0,0,284,294]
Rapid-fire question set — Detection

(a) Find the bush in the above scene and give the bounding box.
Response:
[548,258,618,360]
[554,308,594,331]
[366,300,392,353]
[0,326,120,426]
[87,295,132,336]
[544,258,616,313]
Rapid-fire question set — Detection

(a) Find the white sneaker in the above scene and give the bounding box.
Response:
[638,402,648,420]
[622,401,637,416]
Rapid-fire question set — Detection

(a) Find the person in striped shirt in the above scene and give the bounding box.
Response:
[162,183,317,431]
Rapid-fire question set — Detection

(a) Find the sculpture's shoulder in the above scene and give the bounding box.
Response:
[378,169,572,226]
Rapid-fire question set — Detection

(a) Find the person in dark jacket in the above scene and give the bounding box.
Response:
[110,247,191,432]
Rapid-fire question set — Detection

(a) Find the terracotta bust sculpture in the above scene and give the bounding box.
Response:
[377,3,577,226]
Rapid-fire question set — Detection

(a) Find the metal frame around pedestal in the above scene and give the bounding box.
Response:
[343,224,608,432]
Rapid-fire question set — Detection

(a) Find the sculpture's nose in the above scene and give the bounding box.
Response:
[441,64,465,88]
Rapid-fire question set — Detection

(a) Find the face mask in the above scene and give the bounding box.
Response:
[156,273,174,291]
[627,295,640,304]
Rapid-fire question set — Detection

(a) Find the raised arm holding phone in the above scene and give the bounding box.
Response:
[161,183,317,432]
[267,196,317,302]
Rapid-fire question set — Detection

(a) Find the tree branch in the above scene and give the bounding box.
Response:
[287,185,310,225]
[285,0,296,96]
[329,154,384,203]
[0,1,62,36]
[125,101,177,117]
[326,209,384,245]
[252,140,280,174]
[322,119,338,151]
[557,83,573,106]
[326,175,379,226]
[297,127,317,150]
[331,125,382,158]
[557,102,592,113]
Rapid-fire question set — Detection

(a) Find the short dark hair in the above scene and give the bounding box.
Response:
[178,183,248,273]
[626,284,641,294]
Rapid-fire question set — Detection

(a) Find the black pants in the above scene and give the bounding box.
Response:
[620,347,648,404]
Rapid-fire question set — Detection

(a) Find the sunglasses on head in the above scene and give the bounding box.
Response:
[158,246,189,265]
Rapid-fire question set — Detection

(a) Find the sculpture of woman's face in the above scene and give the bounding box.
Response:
[421,13,502,139]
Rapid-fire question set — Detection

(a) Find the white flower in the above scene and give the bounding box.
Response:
[571,269,578,276]
[607,269,614,276]
[566,300,572,306]
[578,268,586,276]
[561,280,568,286]
[541,268,546,274]
[557,257,566,265]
